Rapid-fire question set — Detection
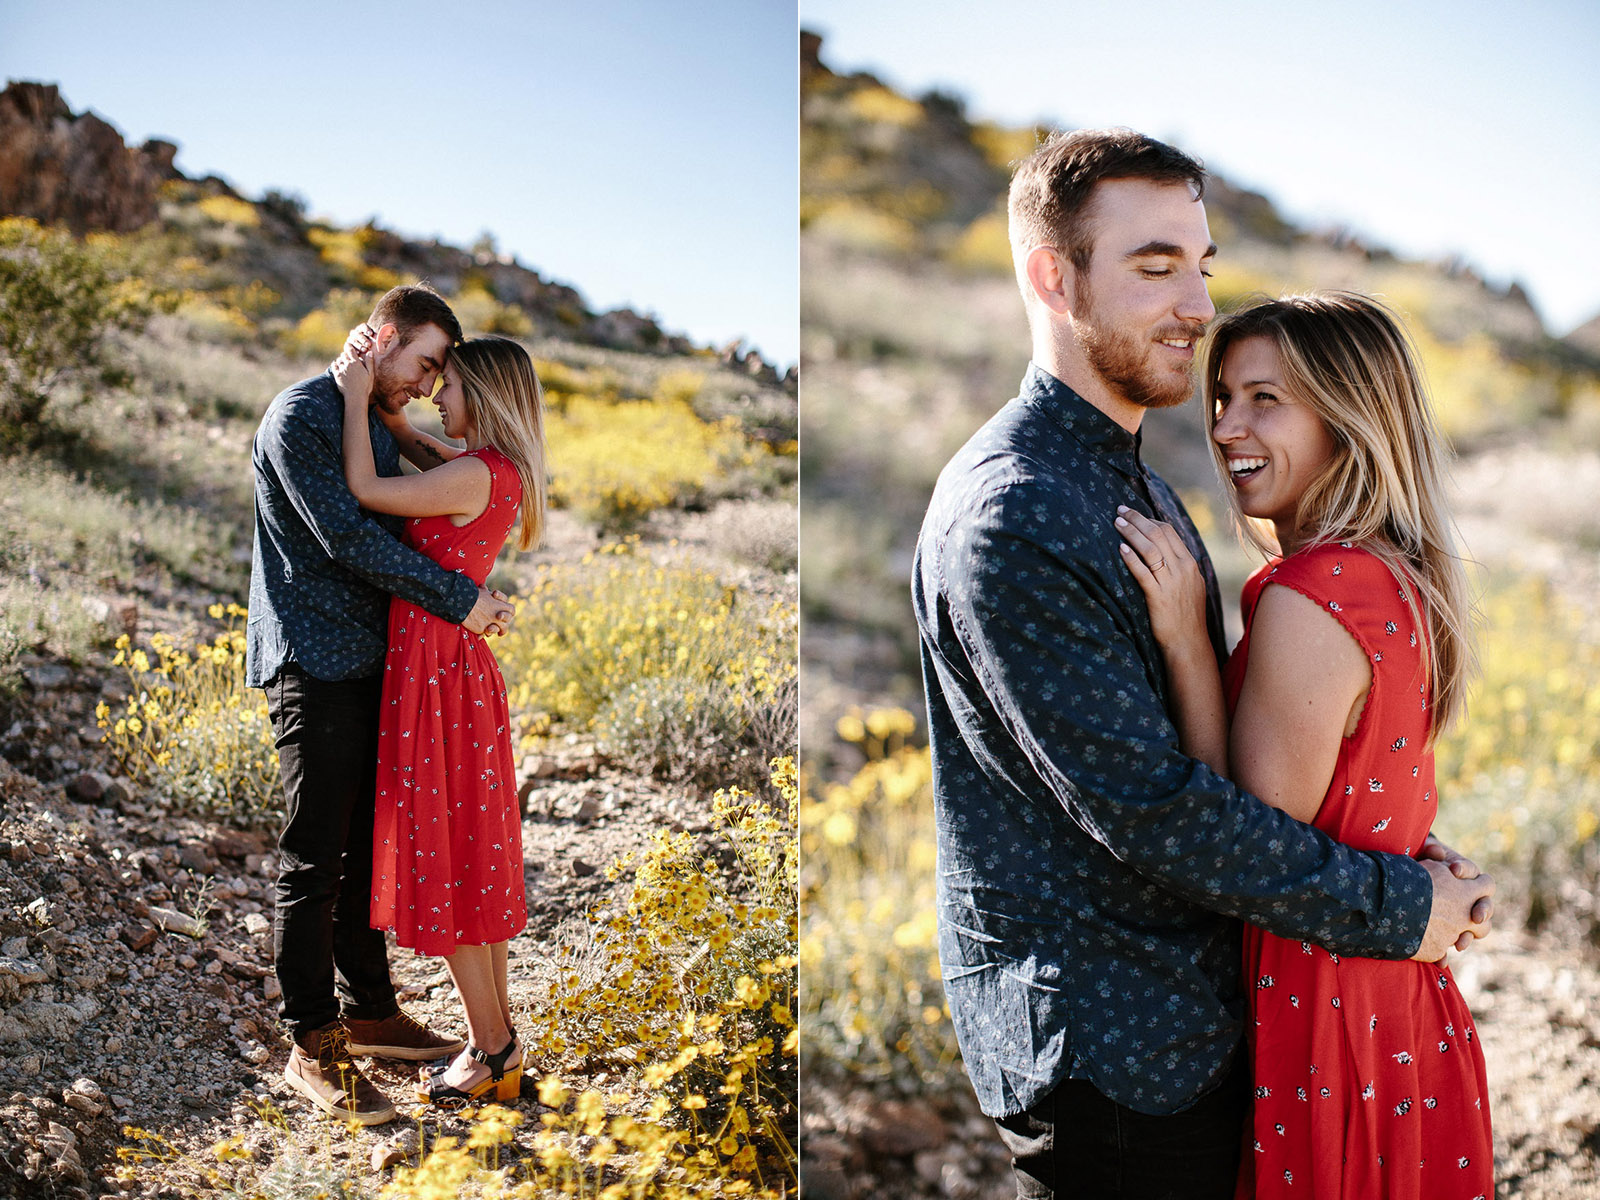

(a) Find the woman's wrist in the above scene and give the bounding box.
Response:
[1161,631,1215,673]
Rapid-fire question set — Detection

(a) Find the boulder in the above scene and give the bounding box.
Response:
[0,81,181,233]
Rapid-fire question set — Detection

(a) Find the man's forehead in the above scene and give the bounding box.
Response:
[409,323,454,360]
[1087,178,1212,251]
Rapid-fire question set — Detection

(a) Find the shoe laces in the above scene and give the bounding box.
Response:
[391,1009,427,1035]
[318,1024,356,1071]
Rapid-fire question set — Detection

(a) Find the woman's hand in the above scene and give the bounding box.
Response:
[333,347,374,407]
[1115,505,1229,776]
[332,323,376,369]
[332,324,376,405]
[1115,506,1209,657]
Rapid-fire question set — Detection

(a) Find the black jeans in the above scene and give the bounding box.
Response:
[265,666,399,1040]
[994,1056,1248,1199]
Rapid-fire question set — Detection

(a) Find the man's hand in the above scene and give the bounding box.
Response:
[462,587,514,638]
[1420,831,1478,877]
[1412,858,1495,963]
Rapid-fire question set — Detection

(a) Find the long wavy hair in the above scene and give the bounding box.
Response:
[1202,291,1475,739]
[453,336,547,551]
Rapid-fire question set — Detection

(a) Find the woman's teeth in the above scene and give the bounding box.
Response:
[1229,456,1268,481]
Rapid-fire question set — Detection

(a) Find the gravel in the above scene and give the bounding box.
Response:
[0,686,707,1198]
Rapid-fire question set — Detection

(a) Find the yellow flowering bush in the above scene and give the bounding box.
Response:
[133,765,794,1198]
[279,287,378,361]
[515,756,798,1197]
[1434,573,1600,876]
[547,395,751,531]
[800,708,959,1085]
[451,279,535,338]
[97,604,279,825]
[306,224,403,292]
[195,194,261,229]
[496,543,796,787]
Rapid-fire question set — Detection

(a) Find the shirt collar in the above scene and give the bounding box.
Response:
[1019,362,1145,474]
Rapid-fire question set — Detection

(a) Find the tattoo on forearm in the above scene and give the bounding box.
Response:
[417,439,446,465]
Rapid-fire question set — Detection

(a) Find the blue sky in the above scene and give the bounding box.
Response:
[0,0,800,367]
[802,0,1600,336]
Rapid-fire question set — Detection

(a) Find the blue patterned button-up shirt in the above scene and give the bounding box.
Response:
[245,372,478,687]
[912,365,1431,1119]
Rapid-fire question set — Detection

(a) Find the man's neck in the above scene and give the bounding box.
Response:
[1032,340,1146,434]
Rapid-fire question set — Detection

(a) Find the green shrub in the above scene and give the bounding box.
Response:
[0,620,23,715]
[595,675,750,788]
[0,218,161,441]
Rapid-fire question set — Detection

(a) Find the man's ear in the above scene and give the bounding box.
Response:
[372,322,401,353]
[1024,246,1075,318]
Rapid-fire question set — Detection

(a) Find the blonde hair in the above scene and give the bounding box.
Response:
[1202,291,1475,739]
[453,336,547,551]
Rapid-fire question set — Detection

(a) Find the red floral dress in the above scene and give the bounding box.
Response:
[1229,543,1492,1199]
[369,446,527,956]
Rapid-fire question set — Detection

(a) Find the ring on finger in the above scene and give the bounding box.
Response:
[1152,558,1167,572]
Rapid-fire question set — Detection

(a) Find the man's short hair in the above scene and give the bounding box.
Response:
[368,283,463,348]
[1008,129,1206,277]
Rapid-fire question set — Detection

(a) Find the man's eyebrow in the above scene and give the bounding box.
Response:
[1124,240,1219,260]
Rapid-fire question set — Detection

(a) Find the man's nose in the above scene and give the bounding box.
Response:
[1179,268,1216,325]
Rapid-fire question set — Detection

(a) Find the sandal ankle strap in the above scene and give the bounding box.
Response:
[464,1036,519,1077]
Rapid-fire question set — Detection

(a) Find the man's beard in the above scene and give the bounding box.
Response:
[370,356,410,416]
[1077,295,1205,410]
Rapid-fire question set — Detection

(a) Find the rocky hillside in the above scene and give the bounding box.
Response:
[0,79,787,382]
[800,31,1597,373]
[0,70,799,1195]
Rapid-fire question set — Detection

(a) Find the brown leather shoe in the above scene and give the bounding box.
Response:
[284,1024,396,1125]
[343,1008,467,1062]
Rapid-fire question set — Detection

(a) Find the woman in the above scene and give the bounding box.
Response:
[334,333,548,1105]
[1115,292,1492,1197]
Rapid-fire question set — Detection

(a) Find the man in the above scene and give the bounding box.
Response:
[247,283,514,1125]
[911,131,1495,1197]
